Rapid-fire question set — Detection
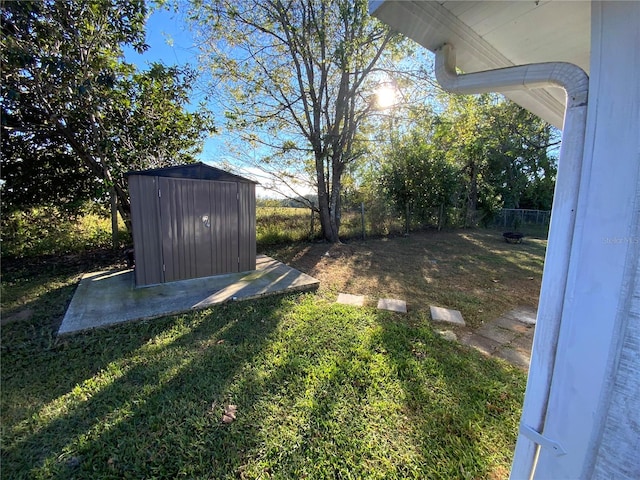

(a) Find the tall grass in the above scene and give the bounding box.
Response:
[1,206,130,258]
[256,206,407,244]
[2,205,542,260]
[256,207,316,244]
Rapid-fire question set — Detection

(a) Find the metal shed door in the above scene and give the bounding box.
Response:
[159,177,239,283]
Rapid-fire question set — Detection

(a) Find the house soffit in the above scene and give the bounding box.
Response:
[370,0,591,129]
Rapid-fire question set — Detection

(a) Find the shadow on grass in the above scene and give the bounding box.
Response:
[270,230,546,328]
[375,311,525,479]
[1,295,291,479]
[3,250,528,479]
[1,265,155,412]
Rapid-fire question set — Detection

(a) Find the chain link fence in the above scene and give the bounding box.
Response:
[493,208,551,229]
[257,202,551,246]
[338,204,551,240]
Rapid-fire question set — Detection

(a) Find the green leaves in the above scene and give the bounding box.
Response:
[437,95,558,213]
[374,95,557,229]
[381,128,458,230]
[188,0,398,241]
[1,0,213,223]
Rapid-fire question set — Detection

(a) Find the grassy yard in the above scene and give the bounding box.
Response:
[1,230,543,479]
[264,229,546,329]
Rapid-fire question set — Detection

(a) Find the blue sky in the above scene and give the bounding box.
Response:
[124,7,224,163]
[123,8,315,198]
[125,8,196,68]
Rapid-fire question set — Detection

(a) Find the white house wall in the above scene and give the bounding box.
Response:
[593,257,640,477]
[532,2,640,478]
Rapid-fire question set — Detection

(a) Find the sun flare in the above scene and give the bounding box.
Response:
[376,85,397,109]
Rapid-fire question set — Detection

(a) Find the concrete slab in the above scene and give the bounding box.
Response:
[336,293,366,307]
[495,346,531,369]
[377,298,407,313]
[476,322,519,344]
[460,332,500,356]
[511,333,534,351]
[494,315,533,334]
[430,306,465,326]
[59,255,319,334]
[504,306,537,325]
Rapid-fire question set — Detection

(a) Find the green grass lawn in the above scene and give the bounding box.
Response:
[1,251,526,479]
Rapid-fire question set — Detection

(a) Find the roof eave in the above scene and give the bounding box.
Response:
[370,0,568,128]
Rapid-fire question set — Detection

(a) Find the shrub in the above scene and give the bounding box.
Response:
[1,205,130,258]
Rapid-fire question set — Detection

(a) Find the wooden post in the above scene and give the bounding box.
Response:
[309,206,315,239]
[110,186,119,249]
[361,202,366,240]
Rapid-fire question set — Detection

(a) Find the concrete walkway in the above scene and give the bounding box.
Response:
[459,307,536,369]
[59,255,319,335]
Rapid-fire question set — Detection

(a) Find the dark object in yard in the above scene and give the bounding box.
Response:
[503,232,524,244]
[125,248,135,268]
[126,162,257,287]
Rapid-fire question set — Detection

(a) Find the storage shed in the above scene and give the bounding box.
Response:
[127,162,256,287]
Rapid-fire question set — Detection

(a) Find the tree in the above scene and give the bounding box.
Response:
[1,0,212,227]
[434,95,558,226]
[433,95,495,227]
[487,100,558,211]
[188,0,401,242]
[1,130,100,214]
[380,123,458,232]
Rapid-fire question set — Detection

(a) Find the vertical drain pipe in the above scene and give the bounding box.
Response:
[434,44,589,480]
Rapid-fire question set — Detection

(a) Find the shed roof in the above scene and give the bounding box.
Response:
[126,162,257,184]
[370,0,590,129]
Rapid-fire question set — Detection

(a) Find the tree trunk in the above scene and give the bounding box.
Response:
[309,206,315,239]
[315,151,342,243]
[327,159,344,243]
[405,202,410,235]
[54,117,133,231]
[110,187,119,249]
[465,159,479,228]
[318,199,337,242]
[316,152,333,242]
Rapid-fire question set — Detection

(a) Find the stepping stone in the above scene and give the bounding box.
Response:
[494,316,532,334]
[437,330,458,342]
[430,306,465,326]
[495,346,531,369]
[460,332,499,356]
[377,298,407,313]
[511,333,534,351]
[336,293,365,307]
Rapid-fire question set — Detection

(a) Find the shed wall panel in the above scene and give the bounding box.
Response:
[158,178,242,282]
[128,175,163,286]
[130,168,256,286]
[194,182,213,278]
[212,181,239,274]
[160,177,209,282]
[238,182,256,271]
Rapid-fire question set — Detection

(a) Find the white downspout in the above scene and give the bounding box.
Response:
[434,44,589,480]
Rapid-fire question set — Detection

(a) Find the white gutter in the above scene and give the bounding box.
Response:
[434,44,589,480]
